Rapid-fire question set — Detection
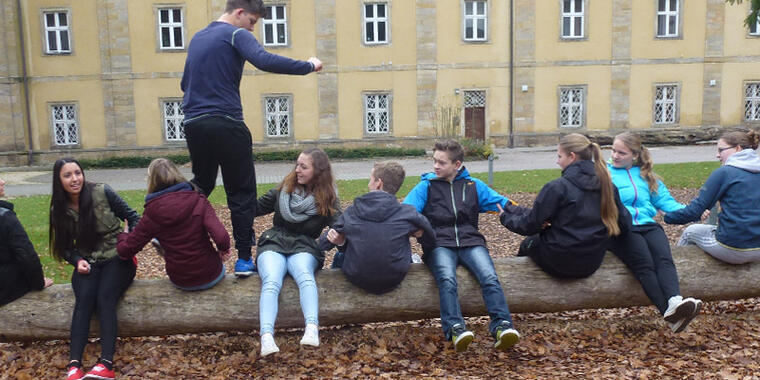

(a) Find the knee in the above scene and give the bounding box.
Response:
[260,279,282,295]
[293,272,317,289]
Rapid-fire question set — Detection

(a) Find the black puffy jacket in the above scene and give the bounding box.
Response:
[0,200,46,305]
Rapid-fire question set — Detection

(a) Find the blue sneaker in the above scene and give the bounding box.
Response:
[234,258,256,277]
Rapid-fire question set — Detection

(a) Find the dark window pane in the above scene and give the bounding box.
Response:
[160,9,169,23]
[277,24,286,43]
[366,22,374,41]
[265,25,273,44]
[378,22,386,41]
[669,15,676,35]
[377,4,385,18]
[477,1,484,14]
[574,16,582,36]
[465,19,473,39]
[173,27,182,47]
[265,6,273,20]
[658,0,666,11]
[60,31,69,51]
[575,0,582,12]
[657,15,666,35]
[173,9,181,22]
[669,0,677,11]
[477,19,484,39]
[563,17,570,36]
[752,21,758,34]
[46,13,55,27]
[161,27,170,47]
[276,6,284,19]
[58,12,67,26]
[563,0,571,13]
[47,31,57,51]
[365,4,373,18]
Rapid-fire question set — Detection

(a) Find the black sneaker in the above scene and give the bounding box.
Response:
[450,324,474,352]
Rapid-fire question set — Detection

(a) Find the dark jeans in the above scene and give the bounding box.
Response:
[426,246,514,340]
[610,223,680,315]
[185,116,257,260]
[70,257,135,362]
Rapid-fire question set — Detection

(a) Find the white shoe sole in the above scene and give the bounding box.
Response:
[664,298,697,324]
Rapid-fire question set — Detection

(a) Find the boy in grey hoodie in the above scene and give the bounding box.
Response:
[318,161,434,294]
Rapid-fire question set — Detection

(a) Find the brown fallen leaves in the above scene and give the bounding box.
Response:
[3,188,759,379]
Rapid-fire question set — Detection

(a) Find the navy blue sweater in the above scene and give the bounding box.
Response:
[181,22,314,122]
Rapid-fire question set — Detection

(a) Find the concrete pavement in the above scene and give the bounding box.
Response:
[0,143,719,197]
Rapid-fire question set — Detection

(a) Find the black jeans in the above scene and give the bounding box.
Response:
[184,116,257,260]
[610,223,680,315]
[69,257,135,363]
[518,235,600,279]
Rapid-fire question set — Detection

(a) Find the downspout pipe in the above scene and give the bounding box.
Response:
[16,0,34,166]
[508,0,514,148]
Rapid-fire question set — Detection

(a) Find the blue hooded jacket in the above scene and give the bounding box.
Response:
[607,164,684,226]
[664,149,760,250]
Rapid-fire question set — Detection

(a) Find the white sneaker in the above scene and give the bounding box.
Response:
[663,296,696,324]
[411,254,422,264]
[260,333,279,357]
[300,323,320,347]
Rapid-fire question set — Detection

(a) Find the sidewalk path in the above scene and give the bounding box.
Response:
[1,144,717,197]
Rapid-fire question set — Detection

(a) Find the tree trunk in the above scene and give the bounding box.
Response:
[1,245,758,341]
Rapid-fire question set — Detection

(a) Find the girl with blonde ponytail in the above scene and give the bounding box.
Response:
[499,133,631,278]
[608,132,702,334]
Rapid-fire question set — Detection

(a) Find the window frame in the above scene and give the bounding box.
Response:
[462,0,489,42]
[155,5,186,52]
[362,2,390,45]
[559,0,587,40]
[655,0,682,39]
[363,92,392,137]
[652,83,681,126]
[41,9,72,55]
[49,102,80,148]
[160,98,186,143]
[743,81,760,123]
[557,85,587,129]
[749,16,760,36]
[262,4,289,47]
[262,94,294,140]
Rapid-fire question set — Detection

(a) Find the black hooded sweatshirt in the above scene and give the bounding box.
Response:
[318,191,435,294]
[500,160,631,277]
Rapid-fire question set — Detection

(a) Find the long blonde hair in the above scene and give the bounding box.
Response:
[615,132,662,194]
[147,158,187,194]
[559,133,620,236]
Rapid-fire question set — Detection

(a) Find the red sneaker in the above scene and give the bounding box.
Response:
[66,366,85,380]
[83,363,115,380]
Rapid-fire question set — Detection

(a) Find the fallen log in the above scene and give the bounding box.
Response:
[1,245,758,341]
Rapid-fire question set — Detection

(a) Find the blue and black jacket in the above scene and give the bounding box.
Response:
[607,163,684,226]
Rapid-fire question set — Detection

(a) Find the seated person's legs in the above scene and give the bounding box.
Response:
[426,246,472,351]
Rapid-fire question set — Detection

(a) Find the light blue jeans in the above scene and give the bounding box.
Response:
[257,251,319,335]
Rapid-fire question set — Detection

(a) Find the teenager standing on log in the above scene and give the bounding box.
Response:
[255,148,341,357]
[0,177,53,306]
[403,139,520,353]
[49,158,140,380]
[666,129,760,264]
[181,0,322,277]
[607,132,702,333]
[499,133,631,278]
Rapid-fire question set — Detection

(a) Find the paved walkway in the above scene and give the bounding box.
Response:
[0,144,718,197]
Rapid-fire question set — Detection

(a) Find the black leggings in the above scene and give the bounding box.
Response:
[610,223,680,315]
[69,257,135,362]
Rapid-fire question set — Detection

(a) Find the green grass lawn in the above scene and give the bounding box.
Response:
[9,161,720,283]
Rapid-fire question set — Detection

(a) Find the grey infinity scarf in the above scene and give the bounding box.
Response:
[279,187,318,223]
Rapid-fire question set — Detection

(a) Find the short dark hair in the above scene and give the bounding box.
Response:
[720,129,759,150]
[433,139,464,164]
[226,0,266,16]
[372,161,406,195]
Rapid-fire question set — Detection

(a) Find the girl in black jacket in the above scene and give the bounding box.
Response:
[499,133,631,278]
[0,177,53,306]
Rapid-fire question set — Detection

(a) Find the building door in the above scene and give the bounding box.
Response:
[464,90,485,140]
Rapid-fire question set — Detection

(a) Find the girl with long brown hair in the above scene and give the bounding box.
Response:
[499,133,631,278]
[255,148,341,357]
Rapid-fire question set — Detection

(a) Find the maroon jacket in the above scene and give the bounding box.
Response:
[117,184,230,287]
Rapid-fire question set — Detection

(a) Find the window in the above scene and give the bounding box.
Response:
[364,3,388,44]
[561,0,584,39]
[43,11,71,54]
[559,87,585,128]
[162,101,185,141]
[263,5,288,46]
[653,84,678,124]
[364,93,390,134]
[158,8,184,50]
[751,17,760,35]
[745,82,760,121]
[264,96,291,137]
[463,1,488,41]
[51,104,78,146]
[656,0,679,38]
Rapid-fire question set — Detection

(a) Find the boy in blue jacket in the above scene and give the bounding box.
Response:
[319,161,435,294]
[403,140,520,352]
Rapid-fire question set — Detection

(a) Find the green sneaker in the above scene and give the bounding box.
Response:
[450,324,474,352]
[493,326,520,351]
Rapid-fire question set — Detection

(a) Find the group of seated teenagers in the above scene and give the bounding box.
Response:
[1,130,759,380]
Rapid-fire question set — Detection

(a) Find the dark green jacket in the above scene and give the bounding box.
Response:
[255,188,341,268]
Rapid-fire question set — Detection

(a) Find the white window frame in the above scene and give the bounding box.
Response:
[157,7,185,51]
[363,92,391,135]
[558,86,586,128]
[463,0,488,42]
[750,17,760,36]
[161,99,185,142]
[363,2,389,45]
[50,103,79,146]
[653,84,680,125]
[263,95,293,138]
[656,0,680,38]
[262,4,288,46]
[43,10,71,54]
[744,82,760,122]
[560,0,585,39]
